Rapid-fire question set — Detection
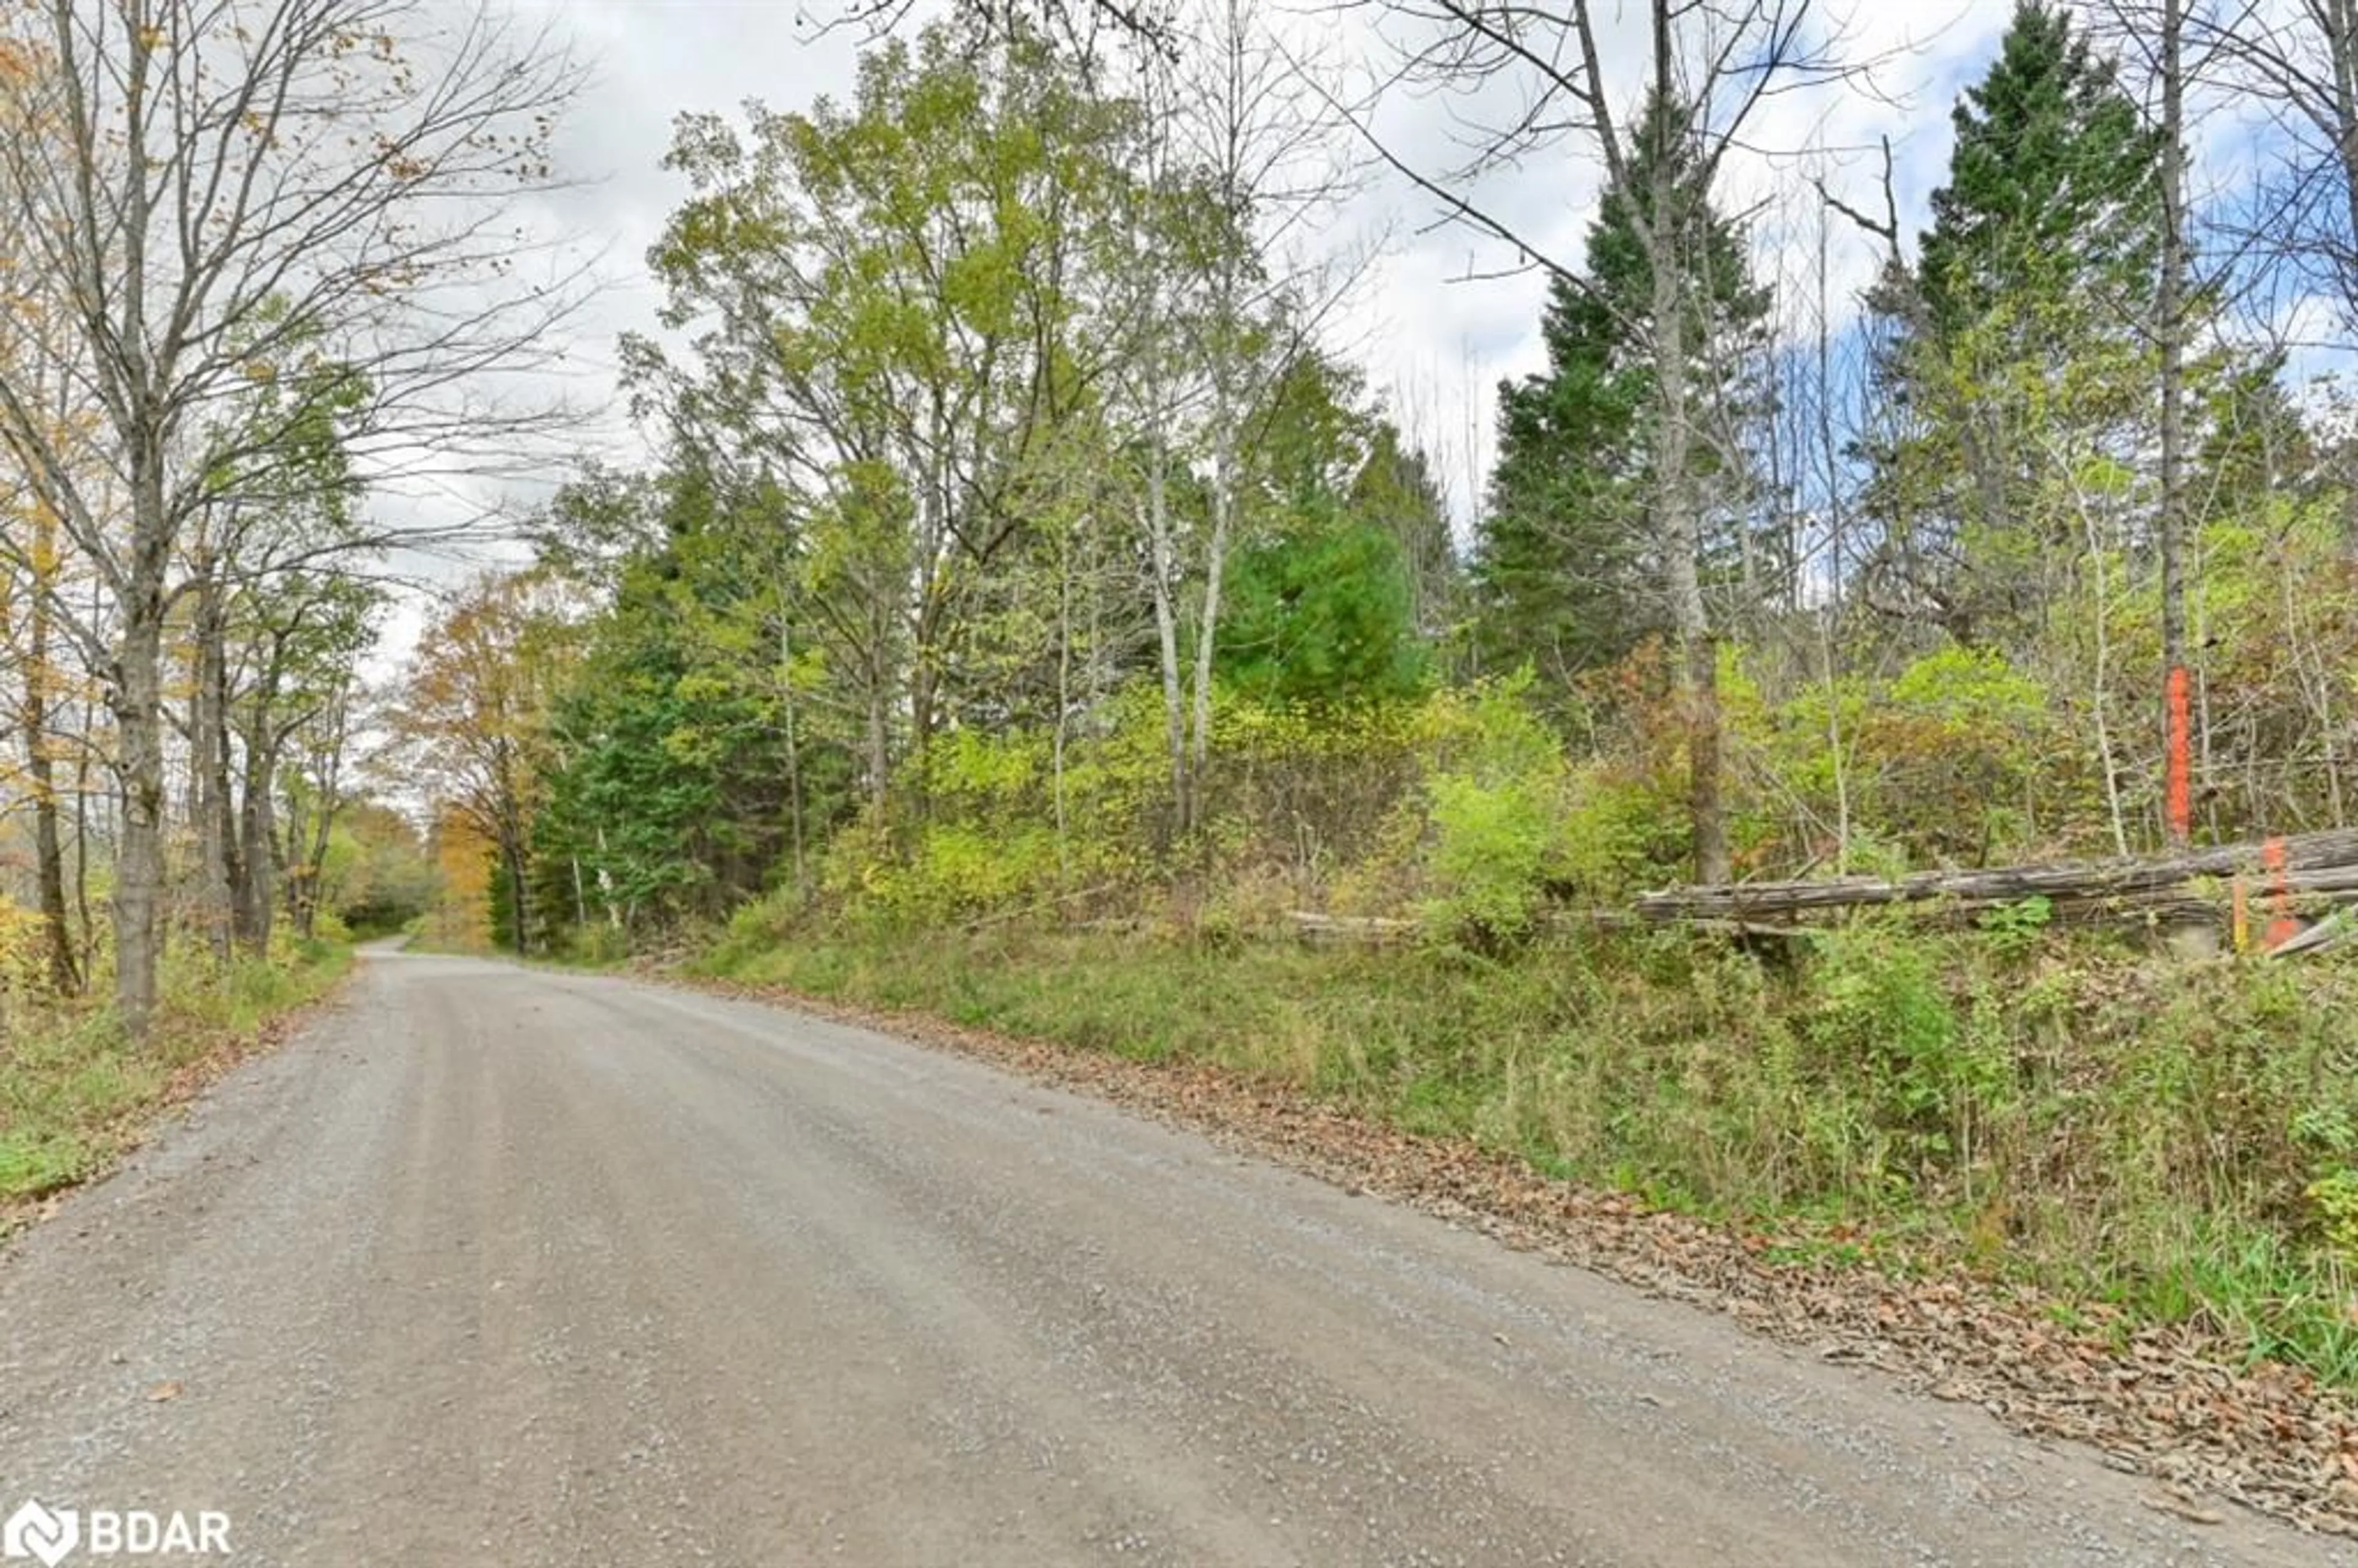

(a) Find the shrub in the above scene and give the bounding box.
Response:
[1856,646,2054,861]
[1414,679,1571,945]
[1423,770,1560,942]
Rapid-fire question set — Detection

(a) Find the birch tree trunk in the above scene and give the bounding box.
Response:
[1646,9,1727,885]
[1145,434,1190,833]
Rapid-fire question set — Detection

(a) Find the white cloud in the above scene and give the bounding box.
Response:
[380,0,2030,648]
[1314,0,2017,522]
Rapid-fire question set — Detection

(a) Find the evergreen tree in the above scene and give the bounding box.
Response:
[1862,0,2164,645]
[1218,499,1428,707]
[1470,90,1771,695]
[1918,0,2161,340]
[1214,360,1438,706]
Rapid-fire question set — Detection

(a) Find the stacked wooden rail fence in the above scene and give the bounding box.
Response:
[1290,829,2358,954]
[1632,829,2358,924]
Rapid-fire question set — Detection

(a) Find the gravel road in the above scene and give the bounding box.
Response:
[1,947,2350,1567]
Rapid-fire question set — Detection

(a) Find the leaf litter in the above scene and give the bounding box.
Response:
[677,969,2358,1539]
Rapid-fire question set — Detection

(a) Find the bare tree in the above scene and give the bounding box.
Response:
[2155,0,2192,847]
[2193,0,2358,341]
[0,0,586,1032]
[2096,0,2210,845]
[1116,0,1369,837]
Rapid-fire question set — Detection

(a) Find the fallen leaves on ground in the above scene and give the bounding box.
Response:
[674,967,2358,1539]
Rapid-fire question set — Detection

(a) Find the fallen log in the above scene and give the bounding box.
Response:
[1634,829,2358,923]
[1287,911,1422,947]
[1292,909,1830,945]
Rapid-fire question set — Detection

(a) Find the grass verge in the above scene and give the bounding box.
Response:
[0,939,354,1218]
[697,913,2358,1393]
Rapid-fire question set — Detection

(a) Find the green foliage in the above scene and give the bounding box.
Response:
[562,922,633,968]
[1738,643,2058,867]
[1916,0,2161,340]
[0,941,349,1207]
[522,464,835,947]
[637,22,1162,818]
[1864,646,2053,859]
[2294,1105,2358,1259]
[327,802,438,936]
[825,726,1095,926]
[1471,89,1774,694]
[1414,680,1570,944]
[2305,1167,2358,1256]
[879,825,1070,923]
[1423,774,1560,944]
[1555,769,1686,898]
[372,18,2358,1398]
[1797,924,2013,1174]
[1863,0,2169,644]
[1218,503,1429,706]
[1977,896,2055,957]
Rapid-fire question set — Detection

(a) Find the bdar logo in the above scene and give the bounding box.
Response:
[2,1500,79,1568]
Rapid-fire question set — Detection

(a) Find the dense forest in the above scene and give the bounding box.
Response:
[390,0,2358,955]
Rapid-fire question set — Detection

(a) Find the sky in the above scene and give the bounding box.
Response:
[372,0,2026,664]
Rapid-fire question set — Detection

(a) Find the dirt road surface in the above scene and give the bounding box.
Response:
[1,949,2349,1566]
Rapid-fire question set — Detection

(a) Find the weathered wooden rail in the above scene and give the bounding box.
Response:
[1288,828,2358,955]
[1633,829,2358,924]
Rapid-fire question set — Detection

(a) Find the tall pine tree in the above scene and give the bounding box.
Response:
[1861,0,2163,646]
[1471,90,1772,697]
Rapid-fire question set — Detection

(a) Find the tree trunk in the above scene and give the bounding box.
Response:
[504,829,532,957]
[2328,0,2358,336]
[863,644,892,817]
[110,20,169,1038]
[277,786,311,938]
[492,735,533,955]
[2158,0,2191,847]
[27,715,77,993]
[112,605,167,1037]
[1053,524,1073,879]
[1186,430,1234,840]
[301,781,335,940]
[73,608,96,981]
[1644,24,1728,884]
[226,634,290,952]
[1145,436,1189,834]
[2084,487,2131,858]
[298,682,353,940]
[236,728,279,951]
[23,502,79,994]
[191,568,238,958]
[776,601,806,891]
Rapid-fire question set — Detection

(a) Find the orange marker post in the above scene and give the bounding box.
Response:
[2166,666,2192,847]
[2262,836,2300,950]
